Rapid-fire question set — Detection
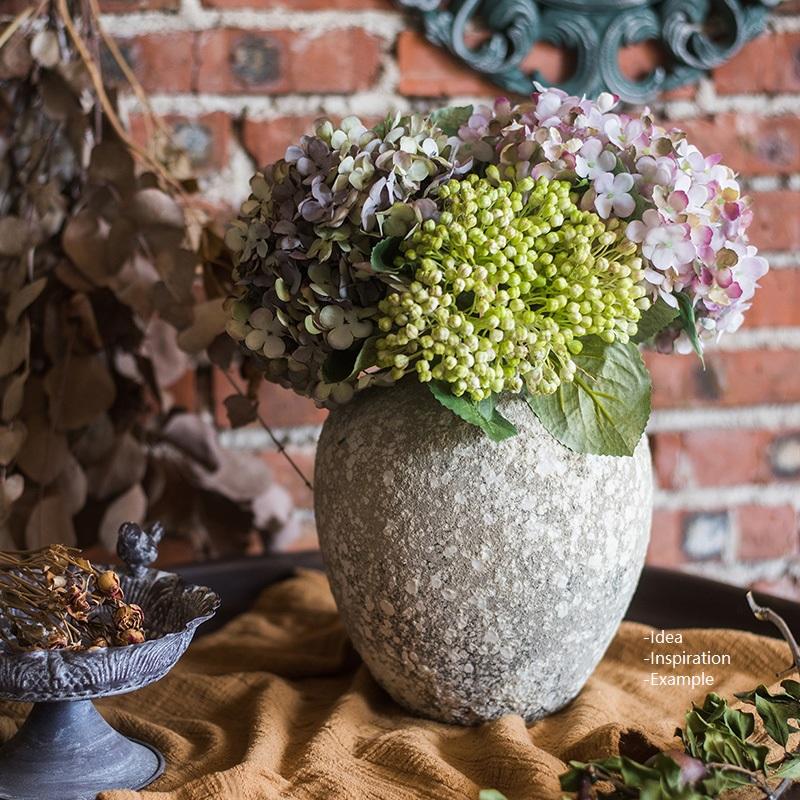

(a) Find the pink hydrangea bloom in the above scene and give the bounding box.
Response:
[456,87,768,350]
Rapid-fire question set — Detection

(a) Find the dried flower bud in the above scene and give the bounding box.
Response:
[96,570,123,600]
[114,628,145,646]
[42,630,69,649]
[44,568,67,590]
[113,603,144,631]
[86,636,110,651]
[64,585,91,620]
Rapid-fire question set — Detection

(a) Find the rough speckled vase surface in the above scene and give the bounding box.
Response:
[315,381,653,725]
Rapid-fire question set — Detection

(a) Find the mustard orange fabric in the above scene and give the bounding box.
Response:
[0,569,789,800]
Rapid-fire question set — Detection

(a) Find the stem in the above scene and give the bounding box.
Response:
[220,370,314,494]
[55,0,188,199]
[747,592,800,680]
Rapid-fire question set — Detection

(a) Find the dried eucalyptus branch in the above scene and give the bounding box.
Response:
[0,1,294,556]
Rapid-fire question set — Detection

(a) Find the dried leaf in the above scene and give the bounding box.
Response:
[0,216,28,256]
[55,453,87,515]
[62,211,110,285]
[224,395,257,428]
[176,298,227,354]
[0,317,30,377]
[71,413,115,465]
[155,248,196,302]
[16,421,68,484]
[207,333,238,371]
[99,483,146,551]
[142,318,190,388]
[30,29,60,68]
[2,368,27,421]
[54,259,95,293]
[44,355,117,430]
[39,70,81,121]
[1,473,24,506]
[0,29,33,78]
[6,277,46,325]
[85,432,147,499]
[151,282,194,329]
[198,447,274,504]
[160,413,218,472]
[102,216,137,276]
[89,140,135,188]
[0,421,27,466]
[109,255,160,318]
[130,188,184,229]
[25,493,76,548]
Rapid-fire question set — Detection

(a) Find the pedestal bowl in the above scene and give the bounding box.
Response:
[0,524,219,800]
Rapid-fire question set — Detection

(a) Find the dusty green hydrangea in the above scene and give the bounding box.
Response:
[224,113,466,404]
[375,169,649,401]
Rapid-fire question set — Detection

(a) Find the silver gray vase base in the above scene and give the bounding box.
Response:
[315,382,653,725]
[0,700,165,800]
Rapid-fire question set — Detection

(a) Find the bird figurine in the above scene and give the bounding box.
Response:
[116,521,165,577]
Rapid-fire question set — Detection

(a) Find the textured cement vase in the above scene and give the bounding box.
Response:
[314,380,653,724]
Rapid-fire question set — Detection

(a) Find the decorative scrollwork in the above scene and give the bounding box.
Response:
[395,0,779,102]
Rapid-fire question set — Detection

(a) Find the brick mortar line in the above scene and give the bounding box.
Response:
[648,403,800,433]
[121,88,800,123]
[654,483,800,511]
[99,1,405,37]
[768,12,800,32]
[217,400,800,451]
[707,327,800,351]
[760,252,800,268]
[219,425,322,449]
[682,558,794,588]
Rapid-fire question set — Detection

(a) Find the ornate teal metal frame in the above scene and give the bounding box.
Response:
[396,0,779,103]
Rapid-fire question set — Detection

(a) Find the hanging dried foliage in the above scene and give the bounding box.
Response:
[0,1,292,558]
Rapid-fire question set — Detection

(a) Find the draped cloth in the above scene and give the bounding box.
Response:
[0,569,787,800]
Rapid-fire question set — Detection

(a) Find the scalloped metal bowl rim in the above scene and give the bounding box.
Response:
[0,571,221,664]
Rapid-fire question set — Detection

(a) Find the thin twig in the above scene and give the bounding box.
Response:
[771,779,793,800]
[86,0,169,144]
[220,369,314,493]
[55,0,188,200]
[0,5,36,51]
[747,591,800,679]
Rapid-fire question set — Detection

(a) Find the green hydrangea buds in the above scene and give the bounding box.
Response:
[375,175,643,401]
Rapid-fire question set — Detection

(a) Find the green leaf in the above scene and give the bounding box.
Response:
[633,297,679,344]
[782,679,800,699]
[771,755,800,779]
[430,105,473,136]
[428,382,518,442]
[675,292,705,367]
[701,767,751,794]
[369,237,402,274]
[322,336,378,383]
[525,337,651,456]
[735,684,800,748]
[478,791,508,800]
[754,693,792,748]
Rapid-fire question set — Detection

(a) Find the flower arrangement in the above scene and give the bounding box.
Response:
[225,88,768,455]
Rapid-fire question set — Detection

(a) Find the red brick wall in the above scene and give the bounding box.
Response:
[103,0,800,592]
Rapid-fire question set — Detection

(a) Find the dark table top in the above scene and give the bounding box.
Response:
[175,552,800,640]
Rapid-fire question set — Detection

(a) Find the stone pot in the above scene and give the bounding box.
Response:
[314,381,653,724]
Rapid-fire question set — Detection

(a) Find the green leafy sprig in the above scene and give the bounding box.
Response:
[482,593,800,800]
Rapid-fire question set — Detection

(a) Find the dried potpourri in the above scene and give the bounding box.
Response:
[0,1,292,557]
[0,545,145,650]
